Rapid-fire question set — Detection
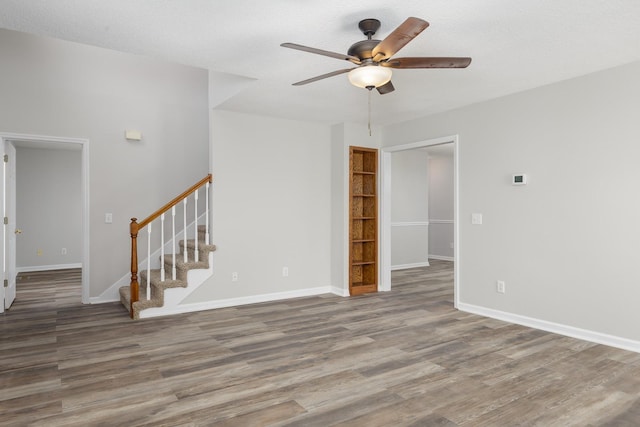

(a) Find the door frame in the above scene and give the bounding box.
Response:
[0,132,90,310]
[380,135,460,308]
[3,141,16,309]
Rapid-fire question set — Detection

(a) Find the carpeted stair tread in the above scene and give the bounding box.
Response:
[180,239,216,253]
[163,254,212,269]
[119,235,214,319]
[164,241,216,281]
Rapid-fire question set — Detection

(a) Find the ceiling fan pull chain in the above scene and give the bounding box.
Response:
[368,88,372,136]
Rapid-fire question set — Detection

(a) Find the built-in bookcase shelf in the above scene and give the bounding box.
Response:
[349,146,378,296]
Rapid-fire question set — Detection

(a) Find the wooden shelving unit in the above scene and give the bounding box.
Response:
[349,146,378,296]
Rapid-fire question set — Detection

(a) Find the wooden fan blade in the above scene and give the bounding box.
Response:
[376,81,395,95]
[382,57,472,69]
[281,43,361,64]
[292,68,354,86]
[371,17,429,62]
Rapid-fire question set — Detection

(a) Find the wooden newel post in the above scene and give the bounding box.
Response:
[130,218,140,319]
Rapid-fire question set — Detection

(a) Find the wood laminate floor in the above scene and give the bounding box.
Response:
[2,262,640,426]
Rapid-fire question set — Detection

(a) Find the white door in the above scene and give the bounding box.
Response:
[3,141,17,309]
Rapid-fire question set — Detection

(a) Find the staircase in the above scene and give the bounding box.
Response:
[119,225,216,319]
[120,174,214,319]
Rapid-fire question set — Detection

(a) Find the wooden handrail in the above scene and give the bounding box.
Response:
[138,174,212,229]
[129,174,212,318]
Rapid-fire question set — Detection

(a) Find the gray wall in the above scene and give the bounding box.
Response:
[390,149,429,268]
[185,110,332,302]
[16,146,82,269]
[427,149,454,260]
[0,29,209,297]
[382,60,640,342]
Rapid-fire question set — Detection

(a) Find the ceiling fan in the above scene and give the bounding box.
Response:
[281,17,472,94]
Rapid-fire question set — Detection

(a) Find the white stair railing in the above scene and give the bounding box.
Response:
[171,206,176,281]
[205,182,210,245]
[146,223,151,300]
[160,213,165,282]
[194,189,199,262]
[183,198,188,264]
[128,174,212,317]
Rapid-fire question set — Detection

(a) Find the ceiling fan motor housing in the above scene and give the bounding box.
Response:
[349,19,382,61]
[348,39,381,61]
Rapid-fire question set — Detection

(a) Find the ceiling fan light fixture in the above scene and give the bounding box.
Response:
[348,65,392,89]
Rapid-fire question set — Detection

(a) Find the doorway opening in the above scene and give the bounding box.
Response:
[380,135,460,307]
[0,133,89,312]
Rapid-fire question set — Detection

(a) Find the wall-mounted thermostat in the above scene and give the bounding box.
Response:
[512,174,528,185]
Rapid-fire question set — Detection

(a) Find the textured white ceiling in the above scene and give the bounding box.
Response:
[1,0,640,126]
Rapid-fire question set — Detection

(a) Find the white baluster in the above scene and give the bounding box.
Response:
[171,206,176,281]
[160,213,165,282]
[194,189,199,262]
[205,182,210,245]
[146,222,151,300]
[183,198,188,263]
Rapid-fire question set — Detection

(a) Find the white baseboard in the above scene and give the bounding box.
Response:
[89,295,120,304]
[391,261,430,271]
[139,286,336,318]
[17,263,82,273]
[458,302,640,354]
[331,286,349,297]
[428,255,454,262]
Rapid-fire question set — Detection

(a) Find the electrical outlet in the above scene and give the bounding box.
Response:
[61,248,67,255]
[105,213,113,224]
[37,249,42,256]
[282,267,289,277]
[232,272,238,282]
[496,280,506,294]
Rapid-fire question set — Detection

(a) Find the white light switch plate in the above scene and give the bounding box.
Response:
[471,213,483,225]
[105,213,113,224]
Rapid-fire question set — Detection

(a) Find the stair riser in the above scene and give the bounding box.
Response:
[119,239,215,319]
